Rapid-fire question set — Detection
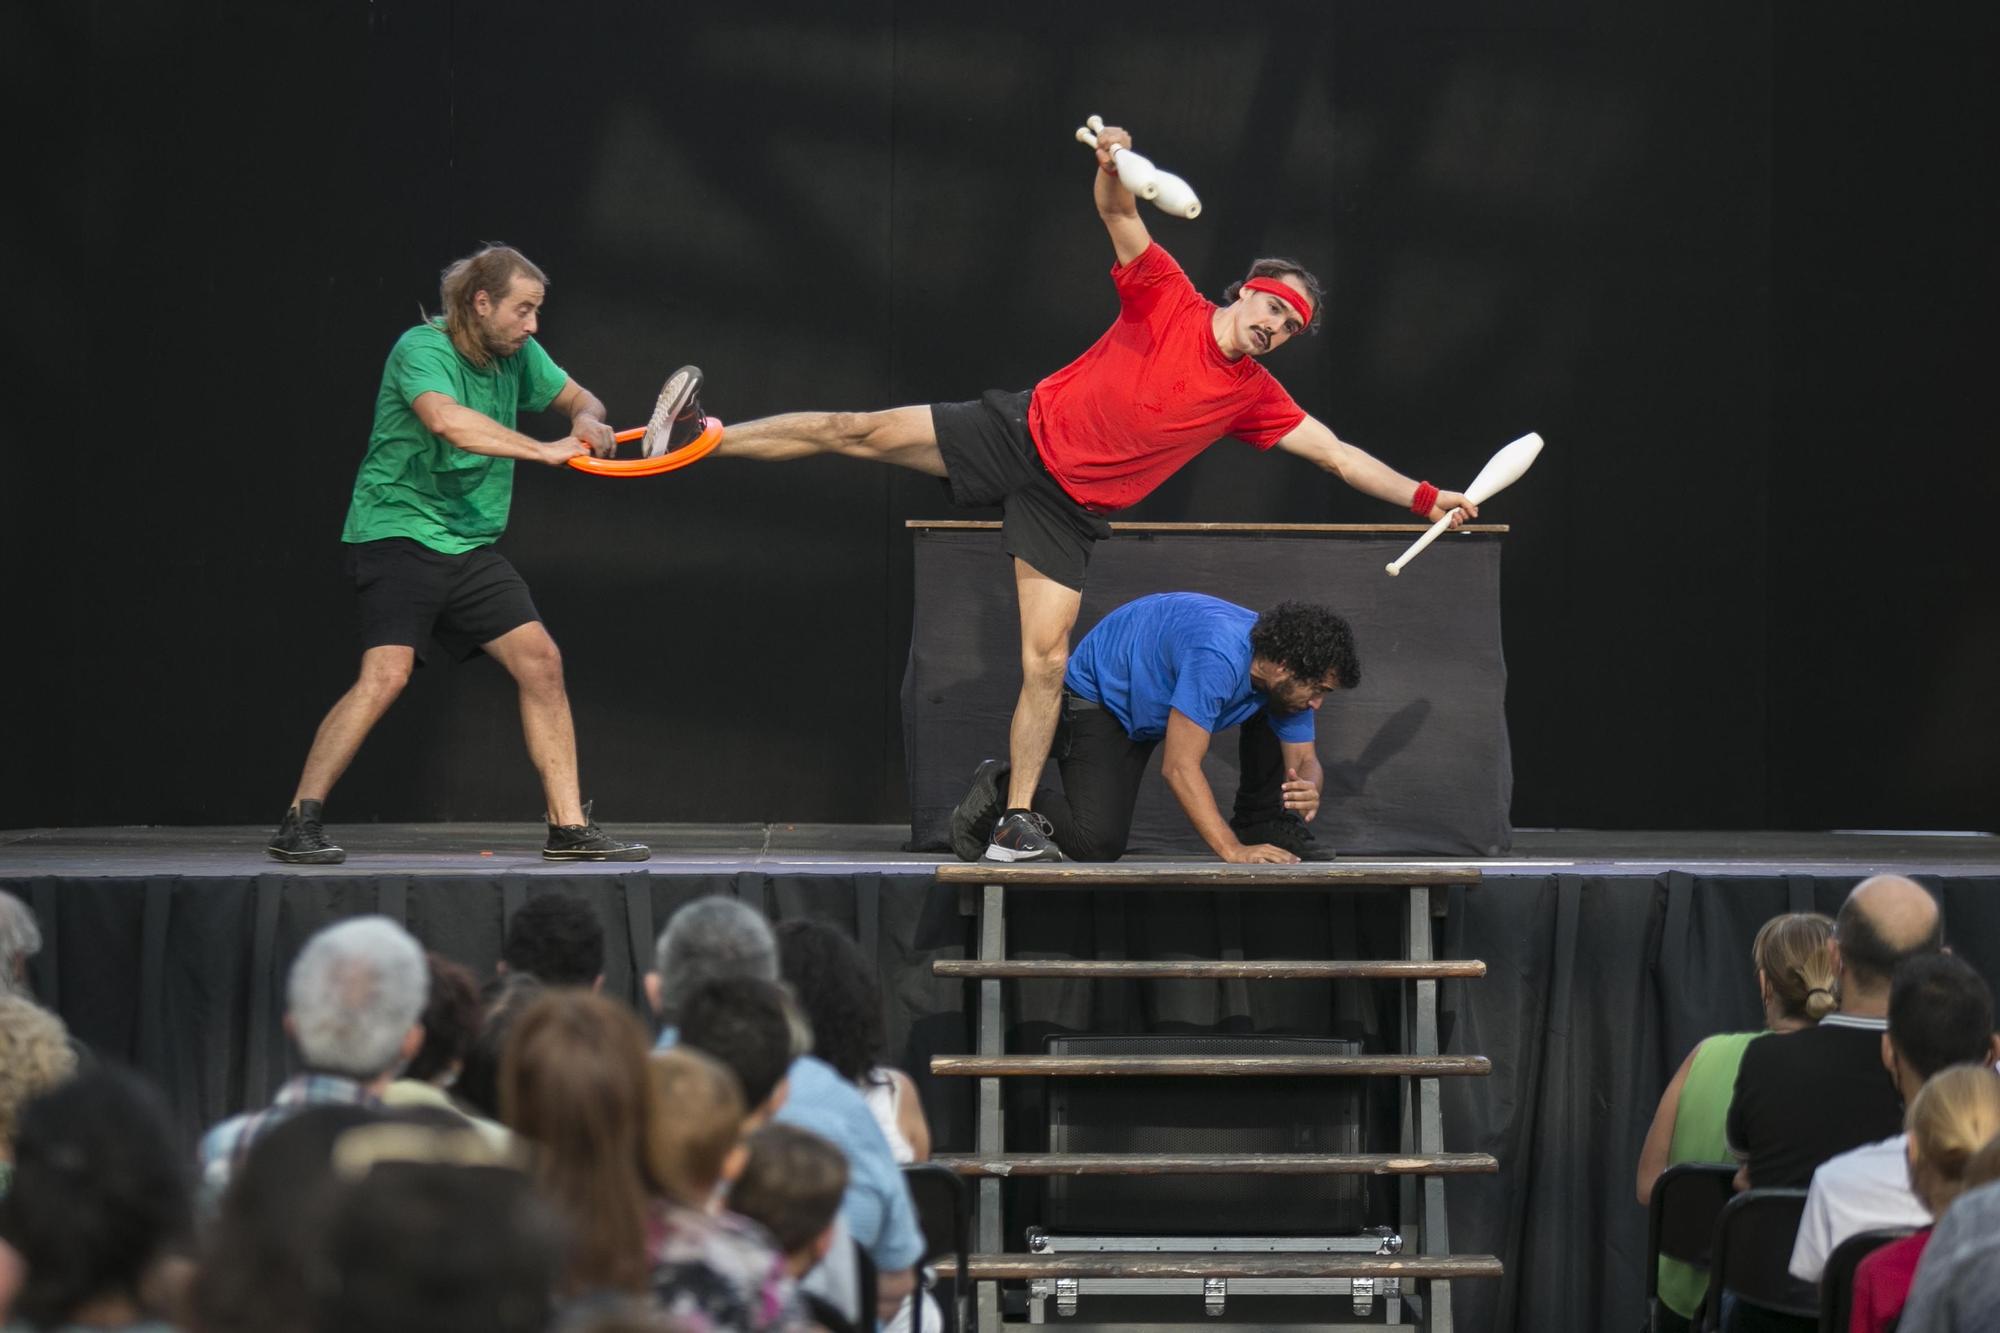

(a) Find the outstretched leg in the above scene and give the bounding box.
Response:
[291,645,416,806]
[716,406,946,475]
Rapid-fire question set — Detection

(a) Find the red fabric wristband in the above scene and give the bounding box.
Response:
[1410,481,1439,516]
[1241,277,1314,326]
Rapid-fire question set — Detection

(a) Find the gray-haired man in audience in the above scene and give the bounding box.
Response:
[0,893,42,998]
[1790,952,1999,1281]
[197,915,428,1204]
[645,896,923,1324]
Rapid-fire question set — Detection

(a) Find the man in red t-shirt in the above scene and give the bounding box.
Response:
[715,124,1475,862]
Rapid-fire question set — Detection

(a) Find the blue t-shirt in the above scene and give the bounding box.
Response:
[1064,593,1317,743]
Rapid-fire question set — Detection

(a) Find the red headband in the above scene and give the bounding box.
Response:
[1241,277,1313,326]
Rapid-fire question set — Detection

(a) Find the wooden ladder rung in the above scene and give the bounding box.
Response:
[936,863,1480,888]
[931,1151,1498,1177]
[964,1252,1504,1281]
[934,958,1485,979]
[930,1054,1490,1077]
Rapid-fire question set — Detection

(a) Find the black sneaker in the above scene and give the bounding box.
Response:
[544,802,651,862]
[949,759,1011,862]
[267,799,345,864]
[1230,813,1337,862]
[641,365,706,457]
[984,809,1063,863]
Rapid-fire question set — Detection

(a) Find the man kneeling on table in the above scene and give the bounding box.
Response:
[950,593,1356,863]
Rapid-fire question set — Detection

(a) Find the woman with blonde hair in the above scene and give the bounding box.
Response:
[1848,1064,2000,1333]
[501,989,667,1302]
[1636,911,1838,1330]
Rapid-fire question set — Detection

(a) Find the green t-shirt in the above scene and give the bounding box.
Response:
[1656,1029,1763,1319]
[340,321,569,554]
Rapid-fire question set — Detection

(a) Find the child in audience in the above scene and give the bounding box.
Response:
[727,1125,849,1280]
[1848,1064,2000,1333]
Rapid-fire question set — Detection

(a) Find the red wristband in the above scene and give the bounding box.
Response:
[1410,481,1439,516]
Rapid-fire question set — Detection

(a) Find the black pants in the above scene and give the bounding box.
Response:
[1032,693,1288,861]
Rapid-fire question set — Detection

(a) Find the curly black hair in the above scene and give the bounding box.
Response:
[1221,258,1326,334]
[1249,602,1361,690]
[502,893,605,987]
[775,919,886,1084]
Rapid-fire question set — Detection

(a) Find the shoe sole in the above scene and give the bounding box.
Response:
[980,843,1064,863]
[266,846,346,865]
[542,847,652,862]
[949,759,1010,862]
[641,366,705,458]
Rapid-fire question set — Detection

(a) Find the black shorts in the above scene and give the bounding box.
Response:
[931,388,1112,592]
[343,538,542,664]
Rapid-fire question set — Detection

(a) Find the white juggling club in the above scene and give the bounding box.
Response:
[1384,432,1545,576]
[1075,116,1199,216]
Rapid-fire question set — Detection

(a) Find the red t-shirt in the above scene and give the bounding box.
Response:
[1027,243,1308,512]
[1849,1227,1931,1333]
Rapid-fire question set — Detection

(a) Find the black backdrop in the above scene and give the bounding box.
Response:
[9,2,1995,831]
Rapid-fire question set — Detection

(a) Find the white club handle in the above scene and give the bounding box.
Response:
[1384,511,1459,577]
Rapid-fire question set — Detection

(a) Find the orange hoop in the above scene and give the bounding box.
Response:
[566,418,724,478]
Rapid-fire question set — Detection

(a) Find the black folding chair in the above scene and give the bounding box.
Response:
[1647,1163,1739,1332]
[902,1162,969,1333]
[1702,1188,1814,1331]
[1818,1227,1916,1333]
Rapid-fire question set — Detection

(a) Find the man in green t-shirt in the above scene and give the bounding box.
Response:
[269,246,692,864]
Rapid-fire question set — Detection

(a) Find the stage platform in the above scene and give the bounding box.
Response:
[4,823,1998,878]
[3,824,1996,1333]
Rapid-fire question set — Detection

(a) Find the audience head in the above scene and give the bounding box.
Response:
[1963,1133,2000,1194]
[502,893,606,989]
[0,1066,191,1329]
[1885,953,1999,1094]
[286,916,428,1081]
[193,1103,388,1333]
[1751,912,1838,1024]
[677,975,798,1120]
[457,972,543,1120]
[0,892,41,996]
[645,1047,747,1208]
[648,895,778,1020]
[500,988,660,1294]
[405,952,484,1087]
[1834,875,1944,997]
[0,995,77,1157]
[777,918,886,1083]
[308,1151,562,1333]
[1904,1063,2000,1217]
[726,1123,848,1275]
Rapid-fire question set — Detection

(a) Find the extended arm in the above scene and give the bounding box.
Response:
[1090,124,1152,267]
[1276,414,1477,523]
[411,391,586,466]
[1280,739,1323,823]
[1162,711,1297,864]
[548,377,616,456]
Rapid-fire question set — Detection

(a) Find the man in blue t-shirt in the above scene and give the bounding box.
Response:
[949,594,1358,863]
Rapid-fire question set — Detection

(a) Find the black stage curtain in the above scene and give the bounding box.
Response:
[11,872,1999,1333]
[902,528,1514,856]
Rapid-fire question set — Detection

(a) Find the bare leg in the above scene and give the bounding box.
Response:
[482,622,586,826]
[292,645,416,805]
[716,406,947,476]
[1005,559,1083,810]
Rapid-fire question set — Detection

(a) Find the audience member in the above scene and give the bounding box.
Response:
[777,920,932,1163]
[1897,1137,2000,1331]
[1728,876,1943,1189]
[642,1050,801,1332]
[1848,1065,2000,1333]
[728,1124,848,1279]
[189,1104,385,1333]
[647,898,923,1324]
[501,893,607,989]
[456,971,543,1122]
[0,1067,192,1332]
[1635,912,1834,1329]
[306,1150,562,1333]
[1792,954,1998,1281]
[501,989,663,1301]
[0,897,40,999]
[0,997,79,1198]
[678,977,798,1123]
[383,952,510,1151]
[197,916,427,1205]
